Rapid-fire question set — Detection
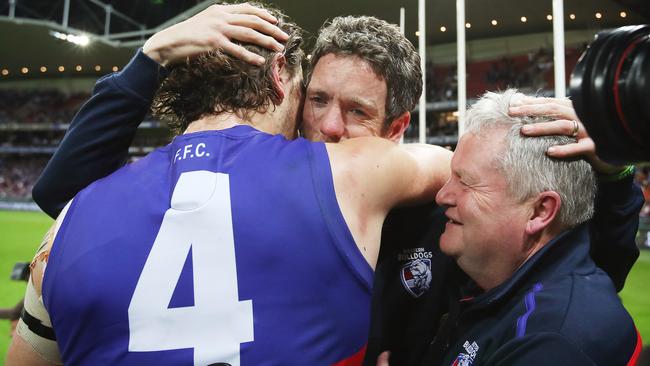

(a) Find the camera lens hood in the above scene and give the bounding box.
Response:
[570,25,650,163]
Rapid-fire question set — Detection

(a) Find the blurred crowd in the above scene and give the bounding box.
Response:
[0,89,88,124]
[424,46,585,103]
[0,155,151,200]
[1,131,61,147]
[0,156,48,200]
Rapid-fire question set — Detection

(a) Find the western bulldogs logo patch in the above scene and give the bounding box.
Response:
[451,340,479,366]
[451,353,473,366]
[400,258,432,298]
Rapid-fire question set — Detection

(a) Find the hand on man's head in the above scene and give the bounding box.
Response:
[510,96,626,175]
[143,3,289,67]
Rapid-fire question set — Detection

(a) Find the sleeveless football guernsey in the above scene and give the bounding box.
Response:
[42,126,372,365]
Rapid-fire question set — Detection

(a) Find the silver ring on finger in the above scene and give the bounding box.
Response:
[570,120,579,138]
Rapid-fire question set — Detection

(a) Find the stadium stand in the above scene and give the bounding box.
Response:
[0,45,621,199]
[0,89,87,125]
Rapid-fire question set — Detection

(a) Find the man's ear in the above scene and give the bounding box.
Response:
[525,191,561,236]
[383,112,411,142]
[270,53,286,103]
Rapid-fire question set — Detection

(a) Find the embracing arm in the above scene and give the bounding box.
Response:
[328,138,452,212]
[32,3,289,219]
[32,50,162,218]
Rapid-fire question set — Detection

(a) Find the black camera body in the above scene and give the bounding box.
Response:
[571,25,650,164]
[11,261,30,282]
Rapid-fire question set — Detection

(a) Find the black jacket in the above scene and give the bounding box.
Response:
[422,223,641,365]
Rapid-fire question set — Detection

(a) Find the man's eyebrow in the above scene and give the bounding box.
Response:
[305,86,328,96]
[349,96,378,111]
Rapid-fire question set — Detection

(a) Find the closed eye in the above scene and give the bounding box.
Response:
[351,109,367,117]
[309,95,326,105]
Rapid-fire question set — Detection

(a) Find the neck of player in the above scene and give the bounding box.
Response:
[184,110,296,139]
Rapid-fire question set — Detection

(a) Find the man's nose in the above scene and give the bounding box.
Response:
[319,108,345,142]
[435,179,454,206]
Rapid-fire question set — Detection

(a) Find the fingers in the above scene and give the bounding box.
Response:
[546,132,627,174]
[210,4,290,65]
[217,3,289,43]
[230,13,289,42]
[514,96,572,108]
[223,22,285,52]
[520,119,585,138]
[377,351,391,366]
[546,137,596,159]
[220,41,266,65]
[150,3,289,67]
[512,96,625,173]
[509,102,578,121]
[228,3,279,25]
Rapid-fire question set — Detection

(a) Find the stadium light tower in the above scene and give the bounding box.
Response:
[456,0,466,136]
[418,0,426,143]
[552,0,566,98]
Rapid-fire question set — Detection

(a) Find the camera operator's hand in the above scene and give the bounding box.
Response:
[143,3,289,67]
[509,97,626,175]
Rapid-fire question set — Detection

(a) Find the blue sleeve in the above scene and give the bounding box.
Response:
[589,173,643,292]
[32,49,166,218]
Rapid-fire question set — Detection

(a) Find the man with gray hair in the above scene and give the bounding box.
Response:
[409,89,641,365]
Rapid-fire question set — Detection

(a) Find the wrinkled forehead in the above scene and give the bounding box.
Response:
[307,53,384,86]
[308,54,386,100]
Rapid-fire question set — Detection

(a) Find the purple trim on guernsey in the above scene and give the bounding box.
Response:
[516,283,544,338]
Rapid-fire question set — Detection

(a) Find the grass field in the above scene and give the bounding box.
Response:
[0,210,53,364]
[0,210,649,363]
[621,249,650,344]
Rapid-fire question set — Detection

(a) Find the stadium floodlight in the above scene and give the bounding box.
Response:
[49,31,90,47]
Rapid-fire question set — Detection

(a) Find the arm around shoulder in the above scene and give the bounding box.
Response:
[397,143,452,205]
[32,49,163,218]
[327,138,451,210]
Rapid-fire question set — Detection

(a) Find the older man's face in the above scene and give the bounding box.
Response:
[302,53,389,142]
[435,127,530,285]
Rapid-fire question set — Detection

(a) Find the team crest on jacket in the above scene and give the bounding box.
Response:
[451,340,479,366]
[451,353,473,366]
[400,257,432,298]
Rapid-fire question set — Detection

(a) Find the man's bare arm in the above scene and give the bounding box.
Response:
[6,202,72,366]
[329,137,451,212]
[327,138,451,267]
[5,224,59,366]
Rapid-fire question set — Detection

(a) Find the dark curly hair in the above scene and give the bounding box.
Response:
[152,3,304,135]
[308,16,422,126]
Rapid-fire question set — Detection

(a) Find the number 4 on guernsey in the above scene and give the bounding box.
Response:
[128,171,254,366]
